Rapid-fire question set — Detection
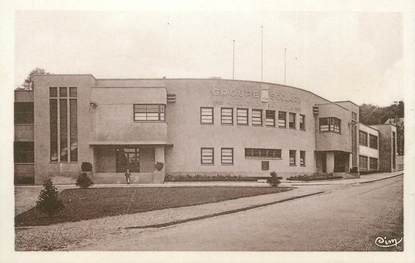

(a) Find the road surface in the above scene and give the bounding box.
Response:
[75,176,403,251]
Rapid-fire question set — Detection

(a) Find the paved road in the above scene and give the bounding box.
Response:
[76,176,403,251]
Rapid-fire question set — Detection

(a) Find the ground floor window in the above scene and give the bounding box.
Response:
[300,151,306,166]
[289,150,296,166]
[369,157,378,170]
[359,155,368,170]
[116,147,140,172]
[245,148,281,159]
[201,147,214,165]
[14,142,34,163]
[261,160,269,171]
[221,148,234,165]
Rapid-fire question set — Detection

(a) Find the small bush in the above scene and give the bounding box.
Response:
[81,162,92,172]
[36,179,64,216]
[267,171,281,187]
[154,162,164,171]
[76,173,94,188]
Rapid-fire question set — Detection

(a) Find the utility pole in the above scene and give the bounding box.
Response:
[232,40,235,80]
[261,25,264,81]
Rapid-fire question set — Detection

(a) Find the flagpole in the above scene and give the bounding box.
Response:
[284,47,287,84]
[261,25,264,81]
[232,40,235,80]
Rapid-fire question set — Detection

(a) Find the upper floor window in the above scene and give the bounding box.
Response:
[221,107,233,125]
[252,109,263,126]
[319,117,341,133]
[14,102,34,124]
[278,111,286,128]
[265,110,275,127]
[200,107,214,124]
[359,130,368,146]
[299,114,305,130]
[352,112,357,121]
[289,150,296,166]
[369,134,378,149]
[289,113,296,129]
[236,108,248,125]
[134,104,165,122]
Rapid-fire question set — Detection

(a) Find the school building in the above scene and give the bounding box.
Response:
[14,74,399,184]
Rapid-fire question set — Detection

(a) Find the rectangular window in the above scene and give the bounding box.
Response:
[14,102,34,124]
[134,104,165,121]
[245,148,282,159]
[359,155,368,170]
[261,161,269,171]
[265,110,275,127]
[369,134,378,149]
[359,130,368,146]
[369,157,378,170]
[221,107,233,125]
[201,147,214,165]
[352,112,357,121]
[69,99,78,161]
[50,87,77,162]
[221,148,234,165]
[289,113,296,129]
[299,114,305,130]
[236,108,248,125]
[14,142,34,163]
[319,117,341,133]
[278,111,286,128]
[59,98,68,162]
[50,99,58,161]
[289,150,296,166]
[300,151,306,166]
[252,109,263,126]
[200,107,214,124]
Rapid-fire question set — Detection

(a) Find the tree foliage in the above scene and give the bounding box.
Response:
[36,179,64,216]
[359,101,404,155]
[16,67,49,90]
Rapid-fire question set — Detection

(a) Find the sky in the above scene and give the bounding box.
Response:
[15,10,403,106]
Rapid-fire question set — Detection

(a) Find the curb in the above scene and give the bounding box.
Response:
[357,173,403,184]
[125,191,325,230]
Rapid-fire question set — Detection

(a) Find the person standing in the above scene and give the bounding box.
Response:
[125,168,131,184]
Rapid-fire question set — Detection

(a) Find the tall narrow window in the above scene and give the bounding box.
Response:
[278,111,286,128]
[200,107,214,124]
[59,96,68,162]
[221,108,233,125]
[236,108,248,125]
[369,134,378,149]
[201,147,214,165]
[50,86,77,162]
[252,109,263,126]
[289,150,296,166]
[221,148,234,165]
[289,112,296,129]
[359,130,368,146]
[265,110,275,127]
[299,114,305,130]
[359,155,368,171]
[300,151,306,166]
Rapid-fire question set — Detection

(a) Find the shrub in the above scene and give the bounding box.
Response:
[81,162,93,172]
[36,179,64,216]
[76,173,94,188]
[267,171,281,187]
[155,162,164,171]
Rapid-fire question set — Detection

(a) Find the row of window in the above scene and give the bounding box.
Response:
[201,147,306,166]
[359,130,378,149]
[319,117,341,133]
[359,155,378,170]
[200,107,306,130]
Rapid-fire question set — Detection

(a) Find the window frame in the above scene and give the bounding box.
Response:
[369,134,378,149]
[200,107,214,125]
[278,111,286,128]
[244,148,282,159]
[265,110,276,127]
[359,155,368,170]
[221,107,234,125]
[14,102,34,125]
[201,147,214,165]
[319,117,341,134]
[300,151,306,167]
[133,104,166,122]
[288,112,296,129]
[359,130,368,146]
[299,114,305,130]
[236,108,249,126]
[369,157,378,170]
[289,150,296,166]
[251,109,263,126]
[221,147,234,165]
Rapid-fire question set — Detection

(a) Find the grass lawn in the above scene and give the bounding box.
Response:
[15,186,292,227]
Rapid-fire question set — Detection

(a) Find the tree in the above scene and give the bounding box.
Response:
[36,179,64,216]
[17,67,49,90]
